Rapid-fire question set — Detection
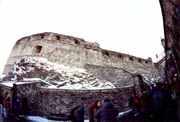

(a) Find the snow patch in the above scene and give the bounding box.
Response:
[3,57,116,89]
[25,116,89,122]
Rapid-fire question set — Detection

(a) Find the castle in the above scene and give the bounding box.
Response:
[4,32,160,78]
[0,32,163,116]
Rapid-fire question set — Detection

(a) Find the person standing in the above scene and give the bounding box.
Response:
[6,97,10,118]
[89,100,99,122]
[140,89,151,122]
[94,100,102,122]
[77,105,85,122]
[70,106,79,122]
[95,99,118,122]
[0,90,4,115]
[152,83,164,121]
[2,92,8,118]
[13,98,21,119]
[128,96,134,112]
[133,96,141,117]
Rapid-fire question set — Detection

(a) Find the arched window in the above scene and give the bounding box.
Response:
[21,97,29,115]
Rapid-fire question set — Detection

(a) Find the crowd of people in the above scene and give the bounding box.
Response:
[0,90,29,120]
[1,77,180,122]
[129,76,180,122]
[0,91,10,119]
[70,99,119,122]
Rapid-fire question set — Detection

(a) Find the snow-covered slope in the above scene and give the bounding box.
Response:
[2,57,115,89]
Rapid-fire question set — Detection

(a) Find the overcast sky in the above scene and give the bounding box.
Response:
[0,0,164,74]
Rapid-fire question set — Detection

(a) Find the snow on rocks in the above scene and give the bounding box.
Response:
[2,57,116,89]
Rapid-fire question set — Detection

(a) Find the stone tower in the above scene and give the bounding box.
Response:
[4,32,160,79]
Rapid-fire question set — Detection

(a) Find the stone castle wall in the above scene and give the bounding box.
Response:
[12,81,135,117]
[4,32,160,79]
[14,81,45,114]
[85,64,134,87]
[0,79,136,117]
[38,86,135,117]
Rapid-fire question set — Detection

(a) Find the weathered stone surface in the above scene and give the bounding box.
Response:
[1,32,163,117]
[3,32,160,80]
[85,64,134,87]
[38,86,135,118]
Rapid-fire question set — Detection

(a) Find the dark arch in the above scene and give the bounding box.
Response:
[21,97,29,115]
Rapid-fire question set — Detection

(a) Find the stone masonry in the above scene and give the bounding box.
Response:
[1,32,164,117]
[4,32,161,79]
[38,86,135,118]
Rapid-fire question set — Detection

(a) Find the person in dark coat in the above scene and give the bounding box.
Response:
[70,106,80,122]
[13,98,21,119]
[152,83,165,121]
[128,96,134,112]
[94,101,102,122]
[6,97,10,118]
[0,90,3,115]
[140,89,151,121]
[95,99,118,122]
[77,105,85,122]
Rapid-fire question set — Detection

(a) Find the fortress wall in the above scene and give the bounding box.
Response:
[85,64,133,87]
[101,49,160,78]
[38,86,135,117]
[14,82,43,115]
[3,32,161,80]
[4,33,103,73]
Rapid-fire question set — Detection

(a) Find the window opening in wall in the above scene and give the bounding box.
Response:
[74,39,80,44]
[145,60,148,64]
[56,35,60,40]
[118,54,123,59]
[27,37,30,41]
[129,57,134,61]
[138,59,142,63]
[40,34,44,39]
[105,52,109,56]
[35,46,42,53]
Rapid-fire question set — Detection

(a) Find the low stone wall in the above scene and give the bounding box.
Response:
[14,81,46,115]
[38,86,135,118]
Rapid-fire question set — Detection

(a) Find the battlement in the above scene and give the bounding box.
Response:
[17,32,85,44]
[102,49,152,65]
[15,32,151,63]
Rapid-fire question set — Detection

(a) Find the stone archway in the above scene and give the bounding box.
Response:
[21,97,29,115]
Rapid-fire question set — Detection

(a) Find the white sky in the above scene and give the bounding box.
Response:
[0,0,164,74]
